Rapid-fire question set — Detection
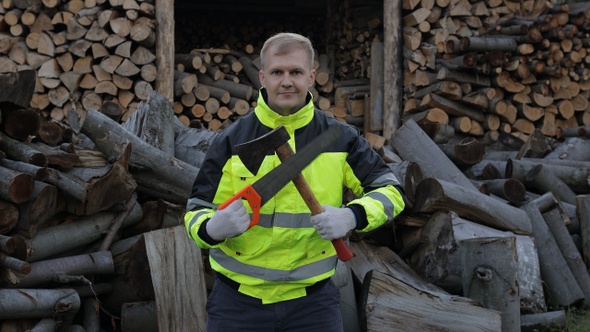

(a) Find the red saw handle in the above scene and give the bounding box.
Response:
[332,238,354,262]
[217,184,261,230]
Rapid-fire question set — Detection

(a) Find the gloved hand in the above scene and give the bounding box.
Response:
[310,205,357,241]
[206,200,251,241]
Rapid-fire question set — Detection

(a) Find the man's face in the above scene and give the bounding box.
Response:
[259,46,316,116]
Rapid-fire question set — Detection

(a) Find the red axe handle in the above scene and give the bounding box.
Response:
[275,143,354,262]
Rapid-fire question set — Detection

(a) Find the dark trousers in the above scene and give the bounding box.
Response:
[206,277,344,332]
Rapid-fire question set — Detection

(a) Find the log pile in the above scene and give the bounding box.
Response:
[1,0,590,331]
[402,0,590,145]
[2,67,590,331]
[0,0,387,134]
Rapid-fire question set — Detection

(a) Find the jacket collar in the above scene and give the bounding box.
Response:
[254,88,315,130]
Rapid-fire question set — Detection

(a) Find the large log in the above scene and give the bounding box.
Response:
[544,137,590,161]
[507,158,590,194]
[76,108,199,204]
[172,116,218,169]
[524,164,577,205]
[392,119,477,190]
[122,91,175,156]
[359,270,501,332]
[0,288,80,319]
[58,142,136,216]
[0,165,34,204]
[0,132,48,166]
[14,251,114,288]
[414,177,533,234]
[521,195,585,307]
[409,211,546,313]
[541,207,590,301]
[25,201,143,262]
[462,237,520,332]
[144,225,207,331]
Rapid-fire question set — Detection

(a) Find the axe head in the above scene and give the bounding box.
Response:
[235,125,290,175]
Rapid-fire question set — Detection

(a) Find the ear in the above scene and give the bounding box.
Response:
[309,69,316,87]
[258,70,265,88]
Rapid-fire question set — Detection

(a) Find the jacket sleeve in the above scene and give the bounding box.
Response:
[184,133,232,249]
[343,127,405,232]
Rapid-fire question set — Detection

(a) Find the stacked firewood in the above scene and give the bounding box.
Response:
[402,0,590,145]
[3,0,590,331]
[0,0,164,126]
[0,0,385,133]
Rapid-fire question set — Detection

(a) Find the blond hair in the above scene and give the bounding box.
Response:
[260,32,314,70]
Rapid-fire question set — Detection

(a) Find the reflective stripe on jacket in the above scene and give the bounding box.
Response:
[184,89,405,304]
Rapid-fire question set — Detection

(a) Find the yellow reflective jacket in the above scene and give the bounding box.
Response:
[185,90,405,304]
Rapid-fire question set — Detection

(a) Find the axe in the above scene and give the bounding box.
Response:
[235,125,354,262]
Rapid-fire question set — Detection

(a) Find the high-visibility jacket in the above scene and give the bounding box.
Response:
[184,89,405,304]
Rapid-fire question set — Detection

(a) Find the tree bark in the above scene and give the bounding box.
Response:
[15,180,65,238]
[392,119,477,190]
[521,195,585,307]
[25,202,142,262]
[122,91,175,156]
[15,251,114,288]
[144,225,207,331]
[0,288,80,319]
[542,207,590,301]
[0,165,34,204]
[359,270,501,332]
[462,237,520,332]
[414,177,532,234]
[77,108,199,204]
[383,0,402,142]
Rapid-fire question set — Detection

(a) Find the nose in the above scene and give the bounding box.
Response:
[281,74,293,87]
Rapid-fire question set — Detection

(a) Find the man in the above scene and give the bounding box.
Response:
[184,32,405,331]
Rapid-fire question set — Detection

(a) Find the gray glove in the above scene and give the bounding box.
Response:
[206,200,250,241]
[310,205,357,240]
